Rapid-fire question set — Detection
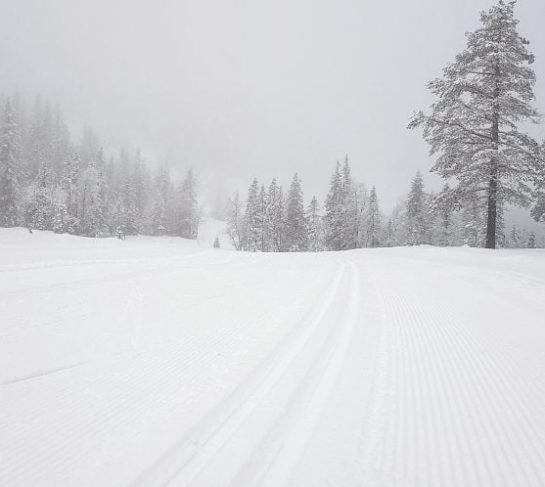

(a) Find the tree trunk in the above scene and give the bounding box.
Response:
[485,170,498,248]
[486,62,501,249]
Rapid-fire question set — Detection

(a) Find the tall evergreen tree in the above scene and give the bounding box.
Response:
[149,166,171,235]
[406,172,429,245]
[284,173,308,251]
[324,162,344,250]
[306,196,322,252]
[0,100,20,227]
[410,0,543,248]
[81,151,105,237]
[264,178,284,252]
[340,156,358,249]
[176,169,199,239]
[28,160,54,230]
[365,186,382,247]
[243,178,261,251]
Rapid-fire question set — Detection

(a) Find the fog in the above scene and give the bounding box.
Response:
[1,0,544,209]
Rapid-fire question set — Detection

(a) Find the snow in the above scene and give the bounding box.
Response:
[1,229,545,486]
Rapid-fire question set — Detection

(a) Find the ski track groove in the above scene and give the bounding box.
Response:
[368,259,545,487]
[128,261,347,487]
[237,261,360,487]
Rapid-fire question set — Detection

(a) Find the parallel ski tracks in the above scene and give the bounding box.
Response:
[130,260,360,487]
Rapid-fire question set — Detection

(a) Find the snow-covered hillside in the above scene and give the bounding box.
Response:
[1,229,545,487]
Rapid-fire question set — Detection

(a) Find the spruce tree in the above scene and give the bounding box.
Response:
[265,178,284,252]
[410,0,543,248]
[324,162,343,250]
[29,160,54,230]
[284,173,308,251]
[406,172,429,245]
[0,100,20,227]
[340,156,357,249]
[365,186,382,247]
[306,196,322,252]
[176,169,199,239]
[81,152,105,237]
[243,178,261,251]
[150,166,171,235]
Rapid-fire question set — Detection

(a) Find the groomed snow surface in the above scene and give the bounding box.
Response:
[1,228,545,487]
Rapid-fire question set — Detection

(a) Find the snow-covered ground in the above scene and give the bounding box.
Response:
[1,229,545,487]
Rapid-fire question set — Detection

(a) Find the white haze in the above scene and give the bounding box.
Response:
[1,0,544,210]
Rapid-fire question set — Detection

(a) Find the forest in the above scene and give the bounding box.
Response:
[0,94,199,239]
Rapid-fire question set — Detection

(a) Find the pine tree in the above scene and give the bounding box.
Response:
[284,173,308,251]
[306,196,322,252]
[149,166,171,235]
[509,224,521,247]
[410,0,542,248]
[324,162,344,250]
[264,178,284,252]
[406,172,429,245]
[176,169,199,239]
[0,100,20,227]
[132,149,150,231]
[117,158,139,236]
[25,96,45,180]
[61,153,81,230]
[389,202,408,246]
[51,186,70,234]
[243,178,261,251]
[340,156,358,249]
[365,186,382,247]
[81,152,105,237]
[28,160,54,230]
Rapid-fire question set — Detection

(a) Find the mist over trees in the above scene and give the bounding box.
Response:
[2,3,544,251]
[0,93,200,239]
[230,154,544,252]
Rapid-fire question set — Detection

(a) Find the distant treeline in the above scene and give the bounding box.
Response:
[228,158,542,252]
[0,93,199,238]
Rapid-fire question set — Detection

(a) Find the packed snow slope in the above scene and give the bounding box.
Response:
[1,228,545,487]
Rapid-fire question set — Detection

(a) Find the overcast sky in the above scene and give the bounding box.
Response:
[1,0,544,210]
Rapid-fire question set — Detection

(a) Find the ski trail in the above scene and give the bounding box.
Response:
[228,261,360,487]
[129,261,346,487]
[256,263,360,487]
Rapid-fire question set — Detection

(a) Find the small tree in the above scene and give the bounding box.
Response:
[227,191,244,250]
